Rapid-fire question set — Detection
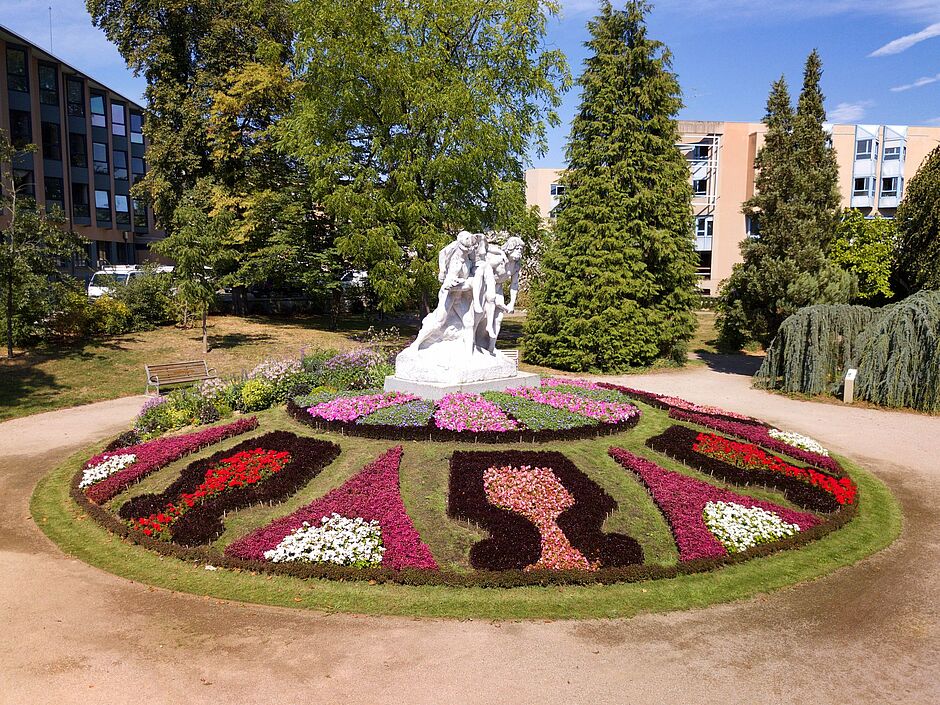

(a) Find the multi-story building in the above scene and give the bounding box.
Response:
[525,120,940,296]
[0,24,162,277]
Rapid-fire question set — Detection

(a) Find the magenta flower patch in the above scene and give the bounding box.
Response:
[506,386,639,424]
[308,392,418,423]
[226,446,438,570]
[609,447,821,561]
[433,393,519,433]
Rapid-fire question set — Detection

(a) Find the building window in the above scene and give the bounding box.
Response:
[745,215,760,239]
[9,110,32,149]
[550,183,565,197]
[95,190,111,222]
[113,150,128,181]
[133,198,148,228]
[38,63,58,105]
[694,216,713,251]
[66,78,85,117]
[90,93,106,128]
[131,156,146,179]
[883,146,903,161]
[853,177,873,197]
[93,142,109,175]
[881,177,899,198]
[693,179,708,195]
[111,102,126,136]
[44,176,64,212]
[69,133,87,167]
[697,251,713,279]
[129,112,144,144]
[692,145,710,160]
[6,47,28,92]
[41,122,61,161]
[13,169,35,196]
[72,182,90,218]
[855,139,878,160]
[114,194,130,226]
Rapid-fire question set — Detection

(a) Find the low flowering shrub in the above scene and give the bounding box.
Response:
[506,387,639,424]
[482,391,599,431]
[358,399,435,427]
[703,501,801,554]
[83,417,260,504]
[227,446,437,570]
[119,432,340,546]
[263,514,385,567]
[309,392,418,423]
[608,448,820,561]
[449,450,643,571]
[79,454,136,488]
[434,393,519,432]
[768,429,830,457]
[239,377,277,412]
[668,408,841,473]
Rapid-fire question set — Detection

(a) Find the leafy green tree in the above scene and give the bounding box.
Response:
[283,0,568,312]
[894,144,940,294]
[831,209,896,301]
[153,188,233,353]
[717,51,853,348]
[0,133,85,357]
[522,0,698,371]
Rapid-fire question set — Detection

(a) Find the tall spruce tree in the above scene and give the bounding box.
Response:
[522,0,698,371]
[894,145,940,294]
[717,51,853,348]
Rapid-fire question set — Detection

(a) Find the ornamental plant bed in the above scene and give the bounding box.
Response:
[600,383,766,427]
[646,425,855,514]
[668,408,842,474]
[609,448,825,561]
[448,450,643,571]
[117,432,341,546]
[226,446,438,570]
[83,417,260,504]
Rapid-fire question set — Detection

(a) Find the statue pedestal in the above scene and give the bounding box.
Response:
[384,371,541,401]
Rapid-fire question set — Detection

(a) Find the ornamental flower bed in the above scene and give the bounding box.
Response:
[767,429,829,457]
[646,425,854,513]
[83,417,260,504]
[263,514,386,567]
[482,391,599,431]
[308,392,419,423]
[119,432,340,546]
[505,387,640,424]
[448,450,643,571]
[703,501,801,554]
[609,448,820,561]
[358,399,435,427]
[433,393,519,432]
[226,446,437,570]
[601,383,761,424]
[668,408,841,473]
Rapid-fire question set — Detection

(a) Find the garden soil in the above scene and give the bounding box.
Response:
[1,368,938,705]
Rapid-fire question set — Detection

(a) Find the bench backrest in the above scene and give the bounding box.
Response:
[146,360,212,384]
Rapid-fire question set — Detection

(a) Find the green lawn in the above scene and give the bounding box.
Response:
[32,402,901,619]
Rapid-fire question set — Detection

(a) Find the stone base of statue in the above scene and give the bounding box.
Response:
[384,369,541,401]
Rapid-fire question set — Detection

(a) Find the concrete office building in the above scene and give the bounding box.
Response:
[526,120,940,296]
[0,24,162,276]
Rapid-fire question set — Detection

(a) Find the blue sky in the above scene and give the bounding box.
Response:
[4,0,939,167]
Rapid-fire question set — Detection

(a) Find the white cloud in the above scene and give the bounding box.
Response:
[925,117,940,125]
[870,22,940,56]
[829,101,875,123]
[890,73,940,92]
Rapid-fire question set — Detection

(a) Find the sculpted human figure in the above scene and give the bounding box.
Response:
[410,230,476,352]
[480,236,524,352]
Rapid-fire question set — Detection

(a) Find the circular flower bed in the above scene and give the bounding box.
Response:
[287,378,642,442]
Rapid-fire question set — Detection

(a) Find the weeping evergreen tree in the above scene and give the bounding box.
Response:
[754,304,880,395]
[718,51,854,349]
[523,0,698,371]
[855,290,940,412]
[894,145,940,295]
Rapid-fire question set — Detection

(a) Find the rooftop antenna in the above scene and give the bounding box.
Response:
[48,6,53,52]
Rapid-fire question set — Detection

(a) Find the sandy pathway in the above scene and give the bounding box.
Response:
[0,370,938,705]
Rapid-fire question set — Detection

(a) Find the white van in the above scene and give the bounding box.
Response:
[87,265,173,299]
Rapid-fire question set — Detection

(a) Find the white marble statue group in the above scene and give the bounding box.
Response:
[391,231,525,385]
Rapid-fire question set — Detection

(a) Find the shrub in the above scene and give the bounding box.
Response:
[89,296,133,336]
[240,377,276,411]
[114,267,176,329]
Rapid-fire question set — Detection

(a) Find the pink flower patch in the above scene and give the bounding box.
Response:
[506,387,639,424]
[433,393,519,433]
[308,393,418,423]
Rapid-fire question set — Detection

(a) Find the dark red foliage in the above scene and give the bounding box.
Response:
[448,450,643,571]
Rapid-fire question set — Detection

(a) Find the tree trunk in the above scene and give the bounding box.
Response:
[5,269,13,358]
[202,305,209,354]
[419,290,430,318]
[233,285,247,316]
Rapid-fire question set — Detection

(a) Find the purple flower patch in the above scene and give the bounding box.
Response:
[609,447,821,561]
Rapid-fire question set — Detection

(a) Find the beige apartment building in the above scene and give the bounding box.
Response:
[525,120,940,296]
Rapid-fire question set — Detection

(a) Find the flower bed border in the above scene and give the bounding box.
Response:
[286,399,639,444]
[600,383,769,427]
[646,425,854,514]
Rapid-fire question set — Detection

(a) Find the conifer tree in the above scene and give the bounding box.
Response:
[717,51,853,348]
[523,0,698,371]
[894,145,940,294]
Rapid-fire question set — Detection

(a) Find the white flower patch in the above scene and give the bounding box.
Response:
[703,501,801,554]
[264,514,385,567]
[79,454,137,488]
[768,429,830,456]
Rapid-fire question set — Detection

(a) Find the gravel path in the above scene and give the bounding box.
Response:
[1,369,938,705]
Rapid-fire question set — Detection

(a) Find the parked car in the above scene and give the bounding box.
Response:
[340,270,368,287]
[87,265,173,299]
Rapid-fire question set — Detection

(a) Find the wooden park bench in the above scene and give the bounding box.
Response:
[145,360,218,394]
